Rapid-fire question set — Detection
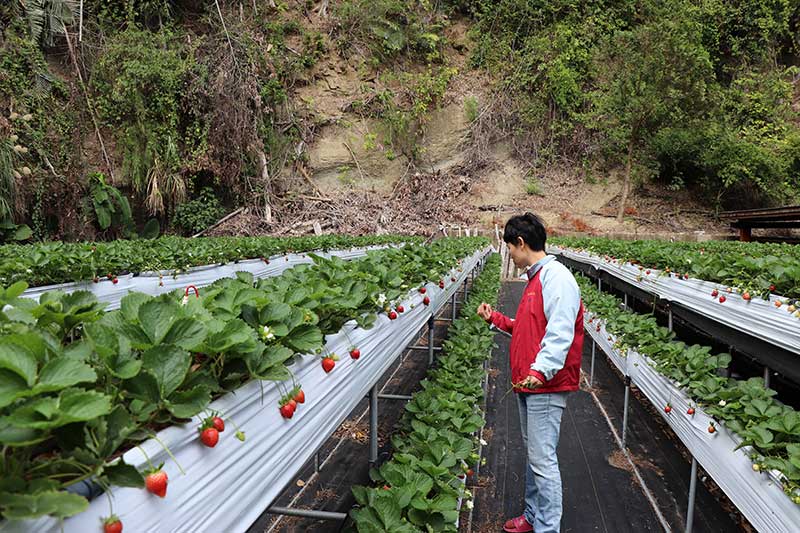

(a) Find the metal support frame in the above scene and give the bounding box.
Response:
[378,393,414,401]
[451,292,458,321]
[621,375,631,447]
[428,315,435,365]
[685,458,698,532]
[623,293,628,310]
[369,384,378,466]
[764,366,771,389]
[668,307,673,332]
[409,345,442,352]
[590,340,596,387]
[267,507,348,521]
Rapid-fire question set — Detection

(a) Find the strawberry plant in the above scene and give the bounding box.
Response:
[577,275,800,503]
[351,254,501,532]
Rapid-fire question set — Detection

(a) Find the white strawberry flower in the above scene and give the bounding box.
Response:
[480,438,488,446]
[718,400,727,407]
[262,325,275,340]
[466,500,474,510]
[377,293,387,305]
[181,295,189,306]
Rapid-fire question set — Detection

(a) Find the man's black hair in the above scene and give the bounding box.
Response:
[503,212,547,251]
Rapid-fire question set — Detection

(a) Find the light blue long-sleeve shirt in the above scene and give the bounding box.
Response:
[525,255,582,381]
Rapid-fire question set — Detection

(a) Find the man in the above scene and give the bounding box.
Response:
[477,213,584,533]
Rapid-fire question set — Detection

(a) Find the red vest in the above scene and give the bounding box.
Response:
[492,270,584,394]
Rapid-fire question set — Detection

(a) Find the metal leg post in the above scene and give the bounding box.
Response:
[590,340,596,387]
[428,316,435,365]
[622,376,631,447]
[369,384,378,465]
[685,458,698,533]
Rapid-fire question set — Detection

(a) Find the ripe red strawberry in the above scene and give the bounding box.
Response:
[382,485,390,490]
[112,277,119,285]
[103,516,123,533]
[350,348,361,359]
[687,407,695,415]
[743,292,751,301]
[596,325,601,331]
[212,416,225,432]
[664,404,672,413]
[466,469,474,476]
[683,274,689,280]
[93,277,99,283]
[294,389,305,404]
[388,310,398,320]
[769,284,776,292]
[280,403,294,419]
[322,357,336,373]
[423,296,430,306]
[145,469,168,498]
[107,273,113,279]
[159,281,164,287]
[711,289,719,297]
[708,424,716,434]
[439,280,445,288]
[287,399,297,410]
[200,427,219,447]
[645,270,651,275]
[419,287,427,294]
[397,305,405,313]
[451,276,456,282]
[719,295,726,303]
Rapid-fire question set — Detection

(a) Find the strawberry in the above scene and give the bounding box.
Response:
[466,469,474,476]
[423,296,430,306]
[145,469,168,498]
[112,277,119,285]
[212,416,225,432]
[664,404,672,414]
[596,324,601,331]
[683,274,689,280]
[107,273,113,279]
[200,427,219,448]
[382,485,391,490]
[103,516,123,533]
[711,289,719,297]
[419,287,427,294]
[776,300,783,308]
[770,284,776,292]
[743,292,751,301]
[397,305,405,313]
[708,423,716,434]
[93,277,99,283]
[280,403,294,419]
[719,295,726,303]
[645,270,651,275]
[322,357,336,373]
[687,407,695,415]
[350,348,361,359]
[439,280,445,289]
[388,310,398,320]
[159,281,164,287]
[451,276,456,282]
[287,399,297,410]
[294,389,305,404]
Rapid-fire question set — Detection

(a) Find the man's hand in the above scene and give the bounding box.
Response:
[517,375,544,390]
[477,302,493,321]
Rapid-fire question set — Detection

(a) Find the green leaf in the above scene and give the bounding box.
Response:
[59,389,113,423]
[166,386,211,418]
[0,490,88,520]
[120,292,151,323]
[260,302,292,323]
[0,366,29,409]
[104,460,145,488]
[35,358,96,392]
[284,324,323,353]
[162,317,207,350]
[142,345,190,398]
[124,370,161,403]
[138,300,179,345]
[0,340,37,386]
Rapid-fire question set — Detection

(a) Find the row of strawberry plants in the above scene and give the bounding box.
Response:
[0,238,487,522]
[552,236,800,300]
[577,275,800,505]
[0,234,421,288]
[350,254,501,532]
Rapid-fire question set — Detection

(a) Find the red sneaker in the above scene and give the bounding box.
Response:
[503,514,533,533]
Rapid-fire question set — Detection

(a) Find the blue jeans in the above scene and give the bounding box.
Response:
[517,391,569,533]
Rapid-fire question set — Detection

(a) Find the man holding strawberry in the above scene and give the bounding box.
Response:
[477,212,584,533]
